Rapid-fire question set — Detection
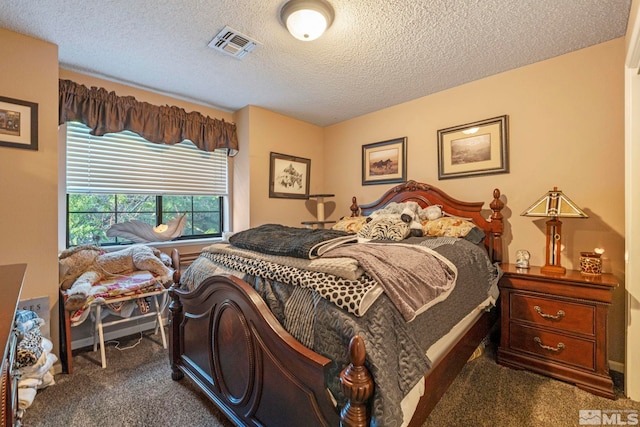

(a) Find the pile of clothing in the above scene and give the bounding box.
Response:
[13,309,56,416]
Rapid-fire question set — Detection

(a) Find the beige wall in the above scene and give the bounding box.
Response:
[235,105,325,229]
[324,38,626,364]
[0,29,60,349]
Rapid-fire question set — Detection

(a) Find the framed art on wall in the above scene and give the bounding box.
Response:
[269,152,311,199]
[0,96,38,151]
[362,137,407,185]
[437,115,508,180]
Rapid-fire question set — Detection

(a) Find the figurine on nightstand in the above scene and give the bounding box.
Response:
[515,250,530,269]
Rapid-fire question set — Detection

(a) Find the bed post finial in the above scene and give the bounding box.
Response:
[490,189,504,221]
[489,188,504,263]
[350,197,360,217]
[340,335,373,427]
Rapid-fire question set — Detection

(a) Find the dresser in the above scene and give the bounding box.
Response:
[1,264,26,427]
[497,264,617,399]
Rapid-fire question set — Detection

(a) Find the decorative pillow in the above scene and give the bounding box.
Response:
[357,215,410,241]
[332,216,368,233]
[422,217,476,238]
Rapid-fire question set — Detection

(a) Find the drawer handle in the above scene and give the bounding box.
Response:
[533,336,565,352]
[534,305,565,320]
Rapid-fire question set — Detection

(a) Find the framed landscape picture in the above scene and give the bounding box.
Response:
[0,96,38,150]
[269,152,310,199]
[437,115,508,180]
[362,137,407,185]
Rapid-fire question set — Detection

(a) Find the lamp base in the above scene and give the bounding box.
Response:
[541,264,566,275]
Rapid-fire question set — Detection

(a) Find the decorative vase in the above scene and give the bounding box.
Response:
[580,252,602,275]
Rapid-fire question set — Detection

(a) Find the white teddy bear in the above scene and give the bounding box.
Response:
[422,204,444,221]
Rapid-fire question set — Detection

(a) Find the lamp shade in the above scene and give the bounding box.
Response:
[280,0,334,41]
[521,187,587,275]
[521,187,588,218]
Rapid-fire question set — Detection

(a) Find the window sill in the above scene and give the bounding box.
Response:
[96,237,224,251]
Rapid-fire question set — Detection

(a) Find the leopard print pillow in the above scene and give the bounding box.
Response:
[357,215,410,241]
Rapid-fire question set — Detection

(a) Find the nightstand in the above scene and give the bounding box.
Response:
[497,264,617,399]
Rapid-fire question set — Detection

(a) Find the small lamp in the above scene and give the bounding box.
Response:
[280,0,335,41]
[521,187,588,275]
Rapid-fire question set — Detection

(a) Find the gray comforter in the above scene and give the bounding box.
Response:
[180,237,500,427]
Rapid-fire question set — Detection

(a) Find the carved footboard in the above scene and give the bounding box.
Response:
[168,275,373,427]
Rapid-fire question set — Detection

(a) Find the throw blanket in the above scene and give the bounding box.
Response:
[203,242,364,281]
[323,243,457,322]
[182,250,383,316]
[229,224,357,259]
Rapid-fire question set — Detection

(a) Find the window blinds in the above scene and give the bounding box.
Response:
[66,121,228,195]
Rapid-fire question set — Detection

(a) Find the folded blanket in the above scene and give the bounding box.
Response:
[203,242,364,281]
[181,251,383,316]
[14,309,39,325]
[18,378,40,389]
[39,371,55,389]
[68,271,164,326]
[229,224,357,259]
[41,337,53,353]
[16,328,43,368]
[18,387,37,410]
[322,242,458,322]
[20,352,57,383]
[18,372,55,390]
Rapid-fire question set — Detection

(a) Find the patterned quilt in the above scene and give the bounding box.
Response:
[68,271,165,325]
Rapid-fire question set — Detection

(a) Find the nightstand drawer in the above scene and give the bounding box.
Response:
[510,293,594,336]
[509,324,595,371]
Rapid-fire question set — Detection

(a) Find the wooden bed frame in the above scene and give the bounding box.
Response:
[168,180,504,427]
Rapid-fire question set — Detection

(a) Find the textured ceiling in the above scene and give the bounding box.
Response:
[0,0,631,126]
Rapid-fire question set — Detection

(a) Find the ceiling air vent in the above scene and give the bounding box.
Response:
[208,26,260,59]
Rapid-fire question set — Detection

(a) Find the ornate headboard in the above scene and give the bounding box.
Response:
[351,180,504,262]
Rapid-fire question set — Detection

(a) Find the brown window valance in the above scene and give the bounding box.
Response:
[58,79,238,156]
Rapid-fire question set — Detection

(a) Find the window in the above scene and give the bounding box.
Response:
[65,122,228,247]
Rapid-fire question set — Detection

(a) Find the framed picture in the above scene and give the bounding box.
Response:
[362,137,407,185]
[269,152,311,199]
[437,115,508,180]
[0,96,38,151]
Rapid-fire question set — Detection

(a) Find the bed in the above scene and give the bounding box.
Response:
[168,180,505,427]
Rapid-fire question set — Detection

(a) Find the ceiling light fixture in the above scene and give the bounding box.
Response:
[280,0,334,41]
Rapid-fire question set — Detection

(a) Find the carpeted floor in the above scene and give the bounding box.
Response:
[22,332,234,427]
[21,330,639,427]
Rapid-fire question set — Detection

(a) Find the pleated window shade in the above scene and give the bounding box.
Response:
[66,121,228,196]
